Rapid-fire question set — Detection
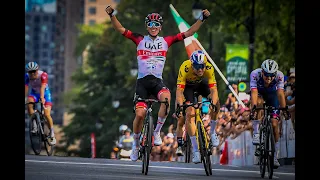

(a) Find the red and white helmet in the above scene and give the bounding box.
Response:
[145,13,163,24]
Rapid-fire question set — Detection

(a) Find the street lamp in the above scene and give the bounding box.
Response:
[130,68,137,77]
[192,1,203,20]
[95,119,103,129]
[112,100,120,108]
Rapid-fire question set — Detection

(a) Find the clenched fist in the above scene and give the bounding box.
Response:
[105,5,115,17]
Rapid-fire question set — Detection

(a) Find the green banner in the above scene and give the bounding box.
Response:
[226,44,249,83]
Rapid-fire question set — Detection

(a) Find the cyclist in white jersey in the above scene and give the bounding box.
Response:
[105,5,211,161]
[249,59,290,167]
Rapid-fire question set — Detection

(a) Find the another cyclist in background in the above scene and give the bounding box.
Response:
[25,62,56,145]
[105,5,211,162]
[175,50,219,163]
[249,59,289,167]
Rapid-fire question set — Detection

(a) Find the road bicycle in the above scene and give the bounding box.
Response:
[254,103,287,179]
[26,100,54,156]
[175,93,215,176]
[134,97,169,175]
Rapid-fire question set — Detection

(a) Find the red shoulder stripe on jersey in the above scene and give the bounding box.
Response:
[177,84,185,89]
[208,83,216,88]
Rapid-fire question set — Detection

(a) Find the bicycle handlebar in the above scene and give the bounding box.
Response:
[135,97,169,116]
[25,99,45,111]
[175,100,216,118]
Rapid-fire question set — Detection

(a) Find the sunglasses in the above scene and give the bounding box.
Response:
[263,71,276,77]
[192,64,205,70]
[147,21,161,28]
[28,70,37,74]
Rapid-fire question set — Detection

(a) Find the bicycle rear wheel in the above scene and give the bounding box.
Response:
[43,119,54,156]
[267,125,275,179]
[184,133,191,163]
[197,121,210,176]
[259,124,266,178]
[29,113,42,155]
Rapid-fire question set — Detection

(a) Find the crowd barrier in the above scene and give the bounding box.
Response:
[223,119,295,166]
[179,119,295,166]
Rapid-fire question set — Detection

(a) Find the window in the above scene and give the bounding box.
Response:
[41,25,47,32]
[33,52,39,59]
[42,43,49,49]
[34,15,40,23]
[89,19,96,26]
[25,14,31,21]
[42,60,49,66]
[42,51,48,58]
[43,15,49,21]
[49,42,55,49]
[52,16,56,23]
[88,7,96,15]
[25,34,30,41]
[33,35,39,41]
[34,27,40,33]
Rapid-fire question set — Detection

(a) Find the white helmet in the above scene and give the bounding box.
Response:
[119,124,128,133]
[25,61,39,71]
[261,59,278,74]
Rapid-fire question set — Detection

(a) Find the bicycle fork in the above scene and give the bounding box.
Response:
[195,113,209,150]
[34,112,45,136]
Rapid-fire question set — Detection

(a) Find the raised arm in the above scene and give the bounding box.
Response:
[183,9,211,38]
[105,5,125,34]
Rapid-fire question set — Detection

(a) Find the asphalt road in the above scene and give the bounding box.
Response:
[25,155,294,180]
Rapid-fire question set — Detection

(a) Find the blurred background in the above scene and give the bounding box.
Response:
[25,0,295,159]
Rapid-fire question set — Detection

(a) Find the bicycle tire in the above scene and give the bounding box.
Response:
[144,115,153,175]
[267,124,275,179]
[29,113,42,155]
[141,123,148,174]
[197,121,210,176]
[185,133,191,163]
[141,124,146,174]
[43,119,54,156]
[259,123,266,178]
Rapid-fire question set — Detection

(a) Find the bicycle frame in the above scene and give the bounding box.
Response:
[194,107,209,150]
[27,102,45,136]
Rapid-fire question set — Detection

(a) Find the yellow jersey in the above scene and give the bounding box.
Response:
[177,60,217,89]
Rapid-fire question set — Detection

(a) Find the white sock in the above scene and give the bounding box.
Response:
[190,136,199,152]
[133,133,141,148]
[50,128,55,137]
[275,142,279,159]
[154,117,166,132]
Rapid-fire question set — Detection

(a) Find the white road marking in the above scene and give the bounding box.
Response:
[25,159,294,177]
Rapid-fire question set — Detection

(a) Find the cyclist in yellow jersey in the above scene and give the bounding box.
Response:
[175,50,220,163]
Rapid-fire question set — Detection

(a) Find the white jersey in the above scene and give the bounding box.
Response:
[122,29,185,79]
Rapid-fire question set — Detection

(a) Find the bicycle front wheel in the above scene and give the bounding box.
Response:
[184,133,191,163]
[43,119,54,156]
[259,124,266,178]
[267,125,275,179]
[29,113,42,155]
[197,121,210,176]
[143,115,153,175]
